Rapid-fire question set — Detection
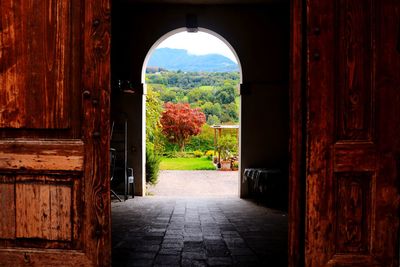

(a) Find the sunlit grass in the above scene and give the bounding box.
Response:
[160,157,216,170]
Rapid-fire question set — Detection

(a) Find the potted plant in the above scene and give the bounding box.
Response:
[231,160,239,171]
[217,135,237,171]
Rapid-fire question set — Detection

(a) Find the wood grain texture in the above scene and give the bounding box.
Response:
[0,249,92,266]
[336,0,374,141]
[306,0,400,266]
[0,183,15,239]
[82,0,111,265]
[0,0,72,129]
[15,183,72,241]
[0,140,84,172]
[334,143,376,172]
[336,173,371,253]
[306,0,336,266]
[288,0,305,266]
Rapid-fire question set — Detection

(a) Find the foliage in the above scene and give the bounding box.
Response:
[146,70,240,90]
[160,90,177,103]
[160,103,206,151]
[146,85,164,153]
[193,150,203,158]
[145,147,161,184]
[146,71,240,124]
[218,134,238,160]
[160,157,216,170]
[205,150,215,160]
[207,115,220,125]
[184,124,215,152]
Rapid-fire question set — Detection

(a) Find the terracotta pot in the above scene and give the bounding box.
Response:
[220,160,231,171]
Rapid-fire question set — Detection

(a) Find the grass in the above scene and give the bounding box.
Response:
[160,157,216,170]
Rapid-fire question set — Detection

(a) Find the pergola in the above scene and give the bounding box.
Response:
[211,125,239,167]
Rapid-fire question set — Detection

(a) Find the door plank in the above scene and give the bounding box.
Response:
[0,183,15,239]
[0,140,84,172]
[16,183,72,241]
[0,0,72,129]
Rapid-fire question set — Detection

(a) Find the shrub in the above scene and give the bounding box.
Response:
[175,151,194,158]
[193,150,203,158]
[205,150,214,160]
[218,134,238,160]
[146,148,161,184]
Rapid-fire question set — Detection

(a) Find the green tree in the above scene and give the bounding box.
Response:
[207,115,220,125]
[201,102,222,120]
[146,86,163,152]
[160,90,177,103]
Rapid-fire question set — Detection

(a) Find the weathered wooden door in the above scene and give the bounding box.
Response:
[306,0,400,266]
[0,1,110,266]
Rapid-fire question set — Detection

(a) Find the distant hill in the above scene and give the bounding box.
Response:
[147,48,239,72]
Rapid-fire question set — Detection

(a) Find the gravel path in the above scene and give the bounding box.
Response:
[147,170,239,197]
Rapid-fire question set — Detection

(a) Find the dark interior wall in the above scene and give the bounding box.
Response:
[111,2,289,197]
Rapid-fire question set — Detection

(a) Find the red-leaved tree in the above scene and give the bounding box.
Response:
[160,102,206,151]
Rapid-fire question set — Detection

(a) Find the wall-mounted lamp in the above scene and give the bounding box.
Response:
[113,80,136,94]
[186,14,198,33]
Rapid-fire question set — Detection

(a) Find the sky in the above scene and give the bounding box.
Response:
[157,31,238,63]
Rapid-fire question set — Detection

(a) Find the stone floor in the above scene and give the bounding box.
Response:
[111,196,288,267]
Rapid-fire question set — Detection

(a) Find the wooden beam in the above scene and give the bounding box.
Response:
[0,140,84,172]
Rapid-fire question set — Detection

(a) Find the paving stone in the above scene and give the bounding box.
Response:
[134,245,160,252]
[158,248,182,255]
[181,259,207,267]
[229,248,256,256]
[125,259,154,267]
[182,251,207,260]
[154,255,181,265]
[207,256,233,266]
[205,245,230,257]
[112,195,287,267]
[161,242,183,249]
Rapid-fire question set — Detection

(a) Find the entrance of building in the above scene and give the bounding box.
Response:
[0,0,399,266]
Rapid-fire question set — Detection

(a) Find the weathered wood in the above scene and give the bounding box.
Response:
[82,0,111,265]
[0,0,72,129]
[334,143,376,172]
[336,0,374,141]
[0,140,84,172]
[0,0,110,265]
[0,183,15,239]
[16,183,72,241]
[306,0,400,266]
[0,249,92,266]
[288,0,305,266]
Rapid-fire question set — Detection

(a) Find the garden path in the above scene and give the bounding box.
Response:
[147,170,239,197]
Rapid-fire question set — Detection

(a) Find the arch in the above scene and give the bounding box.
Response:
[141,27,243,85]
[141,27,243,197]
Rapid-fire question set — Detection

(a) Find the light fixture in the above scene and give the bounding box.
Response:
[186,14,198,33]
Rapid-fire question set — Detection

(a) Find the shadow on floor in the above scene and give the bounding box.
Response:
[112,196,287,267]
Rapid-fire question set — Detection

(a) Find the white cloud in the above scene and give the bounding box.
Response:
[157,31,238,63]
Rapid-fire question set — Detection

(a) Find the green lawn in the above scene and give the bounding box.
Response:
[160,157,216,170]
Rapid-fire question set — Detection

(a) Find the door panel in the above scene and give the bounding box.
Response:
[0,0,110,266]
[306,0,400,266]
[0,0,72,129]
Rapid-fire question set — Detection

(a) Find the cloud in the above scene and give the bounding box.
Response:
[157,31,238,63]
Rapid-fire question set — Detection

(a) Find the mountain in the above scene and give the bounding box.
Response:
[147,48,239,72]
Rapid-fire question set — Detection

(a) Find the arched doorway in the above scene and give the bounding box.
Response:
[111,1,289,202]
[141,28,243,197]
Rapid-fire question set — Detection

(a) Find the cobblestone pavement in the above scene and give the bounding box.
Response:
[112,196,287,267]
[147,171,239,197]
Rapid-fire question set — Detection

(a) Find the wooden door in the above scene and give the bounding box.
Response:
[0,1,110,266]
[306,0,400,266]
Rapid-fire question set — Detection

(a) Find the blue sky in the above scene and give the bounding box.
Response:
[157,31,238,63]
